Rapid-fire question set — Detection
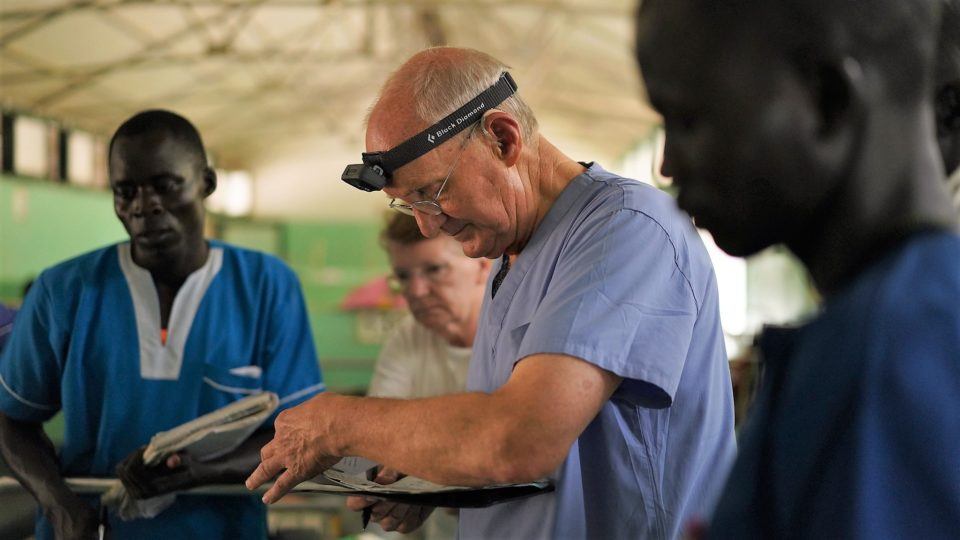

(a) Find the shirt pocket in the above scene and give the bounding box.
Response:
[198,362,265,412]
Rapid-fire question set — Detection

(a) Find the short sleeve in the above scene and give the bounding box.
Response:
[367,319,418,398]
[0,276,64,422]
[261,262,324,417]
[517,209,698,407]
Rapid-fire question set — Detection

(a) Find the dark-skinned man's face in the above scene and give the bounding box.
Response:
[109,131,213,272]
[636,1,845,257]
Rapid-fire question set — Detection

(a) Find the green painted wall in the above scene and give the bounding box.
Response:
[283,221,390,392]
[0,176,126,301]
[219,218,282,256]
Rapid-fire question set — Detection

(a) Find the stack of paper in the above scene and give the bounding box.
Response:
[104,392,278,520]
[143,391,278,465]
[313,458,555,508]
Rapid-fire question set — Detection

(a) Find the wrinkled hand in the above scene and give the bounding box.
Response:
[245,394,344,503]
[346,468,435,534]
[49,500,99,540]
[116,446,205,499]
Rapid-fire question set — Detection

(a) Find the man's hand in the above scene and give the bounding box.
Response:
[48,499,99,540]
[345,467,435,534]
[245,394,344,503]
[116,446,205,499]
[0,415,104,539]
[117,428,274,499]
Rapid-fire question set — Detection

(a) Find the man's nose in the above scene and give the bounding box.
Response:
[131,186,162,217]
[404,274,431,298]
[414,211,446,238]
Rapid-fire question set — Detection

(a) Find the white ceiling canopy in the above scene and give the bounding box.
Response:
[1,0,658,173]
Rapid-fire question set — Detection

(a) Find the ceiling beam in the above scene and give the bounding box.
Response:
[27,4,236,108]
[0,0,101,47]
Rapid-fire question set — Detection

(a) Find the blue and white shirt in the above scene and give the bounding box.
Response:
[460,164,737,539]
[0,240,324,540]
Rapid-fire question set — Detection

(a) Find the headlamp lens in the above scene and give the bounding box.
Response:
[341,163,387,192]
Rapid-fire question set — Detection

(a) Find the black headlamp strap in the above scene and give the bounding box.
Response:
[379,72,518,174]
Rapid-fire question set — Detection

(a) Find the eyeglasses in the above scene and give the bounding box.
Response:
[388,122,479,216]
[387,262,452,292]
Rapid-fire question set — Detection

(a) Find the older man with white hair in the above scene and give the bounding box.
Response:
[248,47,736,539]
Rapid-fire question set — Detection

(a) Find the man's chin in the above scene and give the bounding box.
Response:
[458,236,504,259]
[457,240,481,258]
[415,314,452,335]
[708,226,774,258]
[131,241,180,270]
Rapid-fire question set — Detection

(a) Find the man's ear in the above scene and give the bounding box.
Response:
[481,110,523,167]
[802,56,865,137]
[202,166,217,198]
[794,54,866,168]
[935,81,960,174]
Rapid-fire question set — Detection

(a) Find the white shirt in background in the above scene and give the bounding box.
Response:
[366,314,472,540]
[369,315,472,399]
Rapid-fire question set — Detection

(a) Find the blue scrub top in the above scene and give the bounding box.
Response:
[461,164,737,539]
[710,231,960,539]
[0,240,324,540]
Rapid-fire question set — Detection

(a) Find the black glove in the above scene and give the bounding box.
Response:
[115,446,204,499]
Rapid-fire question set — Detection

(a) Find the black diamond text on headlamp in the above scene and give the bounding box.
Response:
[341,72,518,192]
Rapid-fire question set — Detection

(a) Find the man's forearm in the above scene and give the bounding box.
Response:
[0,413,87,517]
[251,355,616,501]
[323,354,619,487]
[327,392,549,487]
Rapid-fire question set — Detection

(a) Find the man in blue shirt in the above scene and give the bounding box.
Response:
[0,110,324,539]
[636,0,960,537]
[247,47,736,539]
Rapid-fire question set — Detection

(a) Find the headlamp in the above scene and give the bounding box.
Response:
[341,72,518,192]
[342,154,387,192]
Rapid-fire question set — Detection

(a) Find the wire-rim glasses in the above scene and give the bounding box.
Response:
[388,122,479,216]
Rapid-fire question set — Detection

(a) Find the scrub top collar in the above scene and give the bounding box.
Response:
[487,161,601,322]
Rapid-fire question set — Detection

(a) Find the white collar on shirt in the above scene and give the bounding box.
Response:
[117,243,223,380]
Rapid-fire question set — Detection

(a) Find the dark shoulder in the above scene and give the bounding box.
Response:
[845,232,960,414]
[833,232,960,368]
[867,232,960,326]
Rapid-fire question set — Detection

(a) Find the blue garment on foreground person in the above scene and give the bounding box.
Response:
[0,303,15,351]
[710,231,960,539]
[461,163,737,540]
[0,240,325,540]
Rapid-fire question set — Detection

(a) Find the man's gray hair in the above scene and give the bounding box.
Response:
[382,47,539,143]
